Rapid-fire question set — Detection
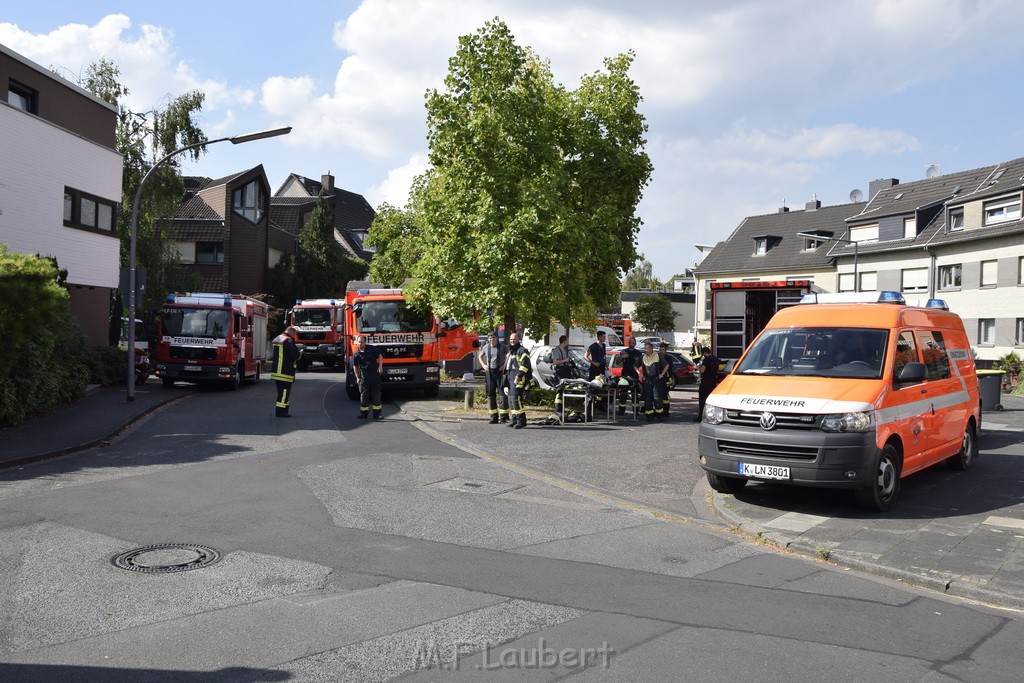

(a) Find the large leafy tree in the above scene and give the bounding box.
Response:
[366,202,423,287]
[632,294,675,334]
[376,19,651,337]
[622,256,663,291]
[80,58,205,325]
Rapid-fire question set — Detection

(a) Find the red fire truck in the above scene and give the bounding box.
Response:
[153,292,269,389]
[289,298,345,371]
[709,280,818,362]
[342,283,450,400]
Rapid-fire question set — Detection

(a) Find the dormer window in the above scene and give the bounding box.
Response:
[232,180,265,223]
[754,238,768,256]
[949,208,964,231]
[802,238,822,251]
[983,195,1021,226]
[848,223,879,243]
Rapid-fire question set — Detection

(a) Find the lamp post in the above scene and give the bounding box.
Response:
[797,230,859,292]
[126,126,292,401]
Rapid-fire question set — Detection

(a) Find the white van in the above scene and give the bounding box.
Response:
[522,323,623,351]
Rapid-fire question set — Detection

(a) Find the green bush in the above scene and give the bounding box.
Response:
[471,383,555,408]
[80,345,128,386]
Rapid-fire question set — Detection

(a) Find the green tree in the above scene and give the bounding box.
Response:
[632,294,675,334]
[622,256,662,291]
[80,58,206,319]
[294,194,369,298]
[367,201,424,287]
[379,19,650,337]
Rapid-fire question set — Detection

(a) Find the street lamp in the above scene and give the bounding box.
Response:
[126,126,292,401]
[797,230,859,292]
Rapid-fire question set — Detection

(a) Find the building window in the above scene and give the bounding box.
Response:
[63,187,116,232]
[1018,256,1024,285]
[983,195,1021,226]
[7,79,37,113]
[838,273,855,292]
[901,267,928,292]
[859,271,877,292]
[849,223,879,243]
[978,319,995,346]
[1016,318,1024,346]
[802,238,823,251]
[949,208,965,231]
[232,180,265,223]
[196,242,224,264]
[939,264,962,290]
[753,237,767,256]
[903,217,917,239]
[981,260,997,288]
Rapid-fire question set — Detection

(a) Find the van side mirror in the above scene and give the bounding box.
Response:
[897,362,927,384]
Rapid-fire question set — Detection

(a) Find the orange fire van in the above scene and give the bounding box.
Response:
[698,291,980,511]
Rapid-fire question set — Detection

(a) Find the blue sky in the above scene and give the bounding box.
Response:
[4,0,1024,281]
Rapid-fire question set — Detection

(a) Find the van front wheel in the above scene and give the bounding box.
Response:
[706,471,748,494]
[856,444,901,512]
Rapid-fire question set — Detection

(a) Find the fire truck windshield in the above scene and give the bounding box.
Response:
[357,300,432,333]
[160,308,231,339]
[294,308,333,326]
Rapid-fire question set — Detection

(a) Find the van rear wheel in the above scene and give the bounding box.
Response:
[706,471,748,494]
[947,422,977,471]
[856,444,901,512]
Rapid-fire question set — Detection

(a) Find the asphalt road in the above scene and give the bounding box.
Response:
[1,371,1022,682]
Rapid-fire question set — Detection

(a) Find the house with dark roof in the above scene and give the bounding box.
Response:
[692,158,1024,362]
[270,173,376,262]
[171,165,289,293]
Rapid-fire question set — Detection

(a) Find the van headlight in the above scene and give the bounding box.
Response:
[821,412,873,432]
[703,405,725,424]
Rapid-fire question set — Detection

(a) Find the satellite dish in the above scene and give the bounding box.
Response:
[849,188,864,202]
[926,164,941,179]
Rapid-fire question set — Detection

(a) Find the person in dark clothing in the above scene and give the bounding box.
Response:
[640,341,667,422]
[584,331,608,380]
[617,337,643,416]
[271,326,301,417]
[352,335,384,419]
[696,347,721,422]
[505,332,532,429]
[478,332,509,424]
[658,342,673,417]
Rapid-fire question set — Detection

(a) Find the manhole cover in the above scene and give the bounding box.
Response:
[112,543,220,574]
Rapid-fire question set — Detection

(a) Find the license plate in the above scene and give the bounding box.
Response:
[388,368,408,375]
[183,366,203,372]
[739,462,790,480]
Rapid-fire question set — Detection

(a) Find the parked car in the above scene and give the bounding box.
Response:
[634,336,667,348]
[606,348,698,390]
[529,344,589,390]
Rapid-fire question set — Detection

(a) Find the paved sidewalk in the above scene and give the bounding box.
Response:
[0,381,189,469]
[3,378,1023,612]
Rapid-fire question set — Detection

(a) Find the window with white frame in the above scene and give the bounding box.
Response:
[1016,318,1024,346]
[981,260,998,288]
[949,208,965,231]
[983,195,1022,226]
[849,224,879,243]
[901,267,928,292]
[939,264,962,289]
[838,273,855,292]
[1019,256,1024,285]
[859,271,877,292]
[232,180,265,223]
[903,217,917,239]
[753,238,767,256]
[802,238,822,251]
[978,319,995,346]
[196,242,224,264]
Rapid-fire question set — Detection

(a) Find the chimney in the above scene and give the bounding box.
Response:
[778,199,789,213]
[321,173,335,193]
[805,194,821,211]
[868,178,899,198]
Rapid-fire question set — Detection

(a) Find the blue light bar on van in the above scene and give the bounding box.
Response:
[925,299,949,310]
[799,291,906,305]
[295,299,302,305]
[167,293,176,303]
[357,289,369,295]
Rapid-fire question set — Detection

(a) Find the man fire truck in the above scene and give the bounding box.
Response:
[153,292,269,390]
[289,298,345,371]
[342,283,446,400]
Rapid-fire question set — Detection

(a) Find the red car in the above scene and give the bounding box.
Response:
[606,348,698,390]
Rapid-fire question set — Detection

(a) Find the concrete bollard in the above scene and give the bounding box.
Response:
[464,389,474,409]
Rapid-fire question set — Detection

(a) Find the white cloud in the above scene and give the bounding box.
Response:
[365,154,430,208]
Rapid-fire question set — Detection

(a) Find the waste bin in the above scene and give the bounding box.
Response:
[976,369,1003,412]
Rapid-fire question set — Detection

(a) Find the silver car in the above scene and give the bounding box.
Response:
[528,345,589,390]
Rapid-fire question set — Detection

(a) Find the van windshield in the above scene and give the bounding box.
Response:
[735,327,888,379]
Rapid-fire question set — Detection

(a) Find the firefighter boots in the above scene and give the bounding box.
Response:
[489,415,499,424]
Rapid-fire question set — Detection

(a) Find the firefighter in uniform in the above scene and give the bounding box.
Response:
[617,337,643,416]
[658,342,673,417]
[478,332,509,424]
[352,335,384,419]
[640,341,667,422]
[505,332,532,429]
[271,326,300,417]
